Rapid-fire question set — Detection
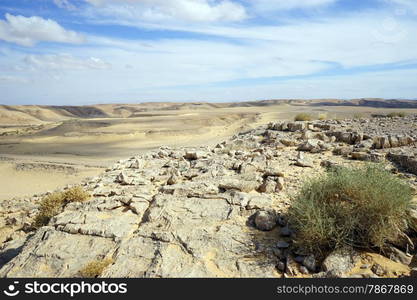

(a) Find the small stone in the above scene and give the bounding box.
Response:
[280,225,291,237]
[273,248,285,259]
[351,152,371,161]
[294,256,304,263]
[277,241,290,249]
[115,172,132,185]
[285,255,299,276]
[276,177,285,191]
[167,175,179,185]
[297,139,320,152]
[303,254,317,272]
[295,159,314,168]
[184,151,207,160]
[129,159,143,169]
[321,160,337,168]
[254,211,277,231]
[277,215,287,227]
[322,248,357,275]
[371,264,386,277]
[277,261,286,272]
[299,266,309,275]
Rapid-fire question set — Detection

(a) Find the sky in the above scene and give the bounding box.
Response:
[0,0,416,105]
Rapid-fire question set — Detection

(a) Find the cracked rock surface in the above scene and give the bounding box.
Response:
[1,116,417,277]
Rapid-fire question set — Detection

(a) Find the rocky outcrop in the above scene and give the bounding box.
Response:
[387,151,417,175]
[1,115,417,278]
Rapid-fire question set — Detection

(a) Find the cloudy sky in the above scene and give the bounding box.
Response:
[0,0,416,104]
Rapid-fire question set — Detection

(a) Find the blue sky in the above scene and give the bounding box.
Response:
[0,0,417,105]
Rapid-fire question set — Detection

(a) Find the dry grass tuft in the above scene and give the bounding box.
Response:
[33,186,90,228]
[63,186,90,203]
[387,112,407,118]
[79,258,114,278]
[318,113,327,120]
[294,113,313,121]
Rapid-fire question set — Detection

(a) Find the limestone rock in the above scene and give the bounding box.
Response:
[115,172,133,185]
[322,248,358,275]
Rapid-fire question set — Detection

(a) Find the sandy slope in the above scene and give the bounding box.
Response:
[0,162,102,200]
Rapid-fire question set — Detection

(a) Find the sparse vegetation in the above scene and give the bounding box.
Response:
[288,165,413,255]
[294,113,313,121]
[318,113,327,120]
[33,186,90,228]
[387,112,407,118]
[353,113,364,119]
[79,258,114,278]
[62,186,90,203]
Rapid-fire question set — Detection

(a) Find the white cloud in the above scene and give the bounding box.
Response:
[247,0,338,12]
[23,54,111,70]
[83,0,248,23]
[385,0,417,14]
[53,0,77,10]
[0,13,85,46]
[0,75,28,84]
[1,1,417,104]
[88,10,417,69]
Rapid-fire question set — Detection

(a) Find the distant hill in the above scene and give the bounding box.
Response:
[1,98,416,126]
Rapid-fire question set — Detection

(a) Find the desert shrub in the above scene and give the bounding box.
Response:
[294,113,313,121]
[288,165,413,255]
[33,192,66,228]
[387,112,407,118]
[353,113,364,119]
[79,258,114,278]
[33,186,90,228]
[318,113,327,120]
[63,186,90,203]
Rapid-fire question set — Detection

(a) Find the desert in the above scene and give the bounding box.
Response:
[2,99,417,200]
[1,0,417,285]
[1,99,417,278]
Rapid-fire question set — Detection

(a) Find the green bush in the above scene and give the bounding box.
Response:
[79,258,114,278]
[294,113,313,121]
[33,186,90,228]
[288,165,413,254]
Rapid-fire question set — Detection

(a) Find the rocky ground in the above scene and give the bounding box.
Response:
[1,115,417,278]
